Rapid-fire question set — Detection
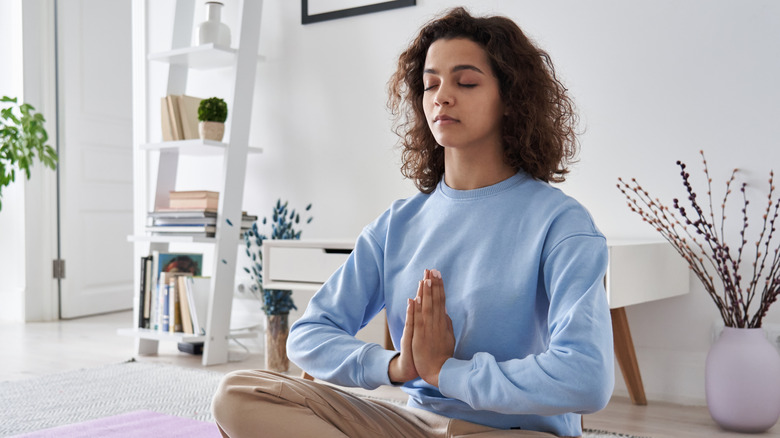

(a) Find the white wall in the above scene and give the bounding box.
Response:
[0,0,60,323]
[146,0,780,405]
[0,0,26,322]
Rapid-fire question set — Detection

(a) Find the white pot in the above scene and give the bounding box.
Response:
[199,121,224,142]
[198,1,231,47]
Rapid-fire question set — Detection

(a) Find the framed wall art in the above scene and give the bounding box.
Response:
[302,0,415,25]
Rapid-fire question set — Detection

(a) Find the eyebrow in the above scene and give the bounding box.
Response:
[423,64,485,75]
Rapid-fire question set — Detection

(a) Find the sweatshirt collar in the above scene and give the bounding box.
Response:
[437,171,528,200]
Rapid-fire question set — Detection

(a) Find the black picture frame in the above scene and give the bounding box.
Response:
[302,0,415,25]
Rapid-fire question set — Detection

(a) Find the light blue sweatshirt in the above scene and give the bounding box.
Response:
[287,172,614,437]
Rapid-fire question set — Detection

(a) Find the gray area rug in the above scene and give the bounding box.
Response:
[0,360,646,437]
[0,359,221,436]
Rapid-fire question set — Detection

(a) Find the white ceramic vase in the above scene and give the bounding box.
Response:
[198,1,231,47]
[705,327,780,433]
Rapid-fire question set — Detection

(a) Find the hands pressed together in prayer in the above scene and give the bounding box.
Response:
[388,269,455,387]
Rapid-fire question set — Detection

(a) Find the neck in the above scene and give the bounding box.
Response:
[443,147,516,191]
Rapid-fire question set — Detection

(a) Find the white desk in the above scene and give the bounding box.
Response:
[264,239,689,404]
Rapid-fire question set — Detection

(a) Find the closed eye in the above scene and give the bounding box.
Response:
[424,84,438,92]
[459,83,477,88]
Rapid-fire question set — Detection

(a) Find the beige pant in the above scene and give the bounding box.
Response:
[212,370,563,438]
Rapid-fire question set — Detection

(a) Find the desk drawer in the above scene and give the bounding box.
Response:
[267,246,351,284]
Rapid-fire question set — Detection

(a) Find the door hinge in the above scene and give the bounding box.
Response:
[53,259,66,279]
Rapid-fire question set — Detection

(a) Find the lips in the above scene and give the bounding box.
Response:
[433,114,459,124]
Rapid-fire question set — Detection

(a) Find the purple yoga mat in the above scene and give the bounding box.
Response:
[13,410,221,438]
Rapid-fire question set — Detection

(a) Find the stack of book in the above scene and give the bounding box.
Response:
[137,251,209,335]
[161,94,202,141]
[145,190,256,238]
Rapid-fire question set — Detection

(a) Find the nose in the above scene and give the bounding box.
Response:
[433,83,453,106]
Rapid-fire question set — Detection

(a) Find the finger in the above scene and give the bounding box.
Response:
[404,298,415,336]
[414,281,424,331]
[414,277,424,302]
[431,272,443,323]
[422,278,433,324]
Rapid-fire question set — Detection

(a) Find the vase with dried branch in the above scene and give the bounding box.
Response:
[243,199,313,372]
[617,151,780,432]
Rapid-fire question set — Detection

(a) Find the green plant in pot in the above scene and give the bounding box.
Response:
[243,199,313,372]
[0,96,58,211]
[197,97,227,142]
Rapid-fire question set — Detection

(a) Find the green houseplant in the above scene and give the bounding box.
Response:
[0,96,58,211]
[197,97,228,142]
[243,199,313,372]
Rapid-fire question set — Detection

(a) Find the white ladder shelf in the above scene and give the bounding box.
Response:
[123,0,265,366]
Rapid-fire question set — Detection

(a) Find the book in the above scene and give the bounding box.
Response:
[176,95,203,140]
[168,191,219,210]
[161,97,174,141]
[178,275,194,334]
[166,95,183,141]
[169,274,183,333]
[158,272,170,332]
[142,256,153,329]
[148,210,254,221]
[145,225,216,234]
[153,208,219,215]
[138,256,148,329]
[153,251,204,277]
[148,231,216,238]
[153,217,217,226]
[168,198,219,210]
[187,276,210,336]
[169,190,219,200]
[150,274,158,330]
[148,210,218,219]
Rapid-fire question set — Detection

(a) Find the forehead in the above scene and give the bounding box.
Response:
[423,37,492,71]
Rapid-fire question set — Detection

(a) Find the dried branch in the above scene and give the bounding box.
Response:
[617,152,779,328]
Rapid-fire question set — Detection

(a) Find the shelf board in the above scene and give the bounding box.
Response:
[141,139,262,156]
[148,44,237,69]
[128,234,217,244]
[118,328,206,343]
[117,328,258,342]
[148,44,266,69]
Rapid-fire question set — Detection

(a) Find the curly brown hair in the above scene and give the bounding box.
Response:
[388,7,579,193]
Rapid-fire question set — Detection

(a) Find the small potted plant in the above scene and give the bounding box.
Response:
[0,96,58,211]
[197,97,228,142]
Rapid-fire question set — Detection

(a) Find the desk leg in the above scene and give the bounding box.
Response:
[611,307,647,405]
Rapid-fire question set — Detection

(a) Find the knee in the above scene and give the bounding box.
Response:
[212,370,244,426]
[212,370,290,429]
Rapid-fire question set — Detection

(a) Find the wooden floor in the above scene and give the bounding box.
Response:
[1,311,778,438]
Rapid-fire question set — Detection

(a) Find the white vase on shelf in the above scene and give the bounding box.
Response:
[198,1,231,48]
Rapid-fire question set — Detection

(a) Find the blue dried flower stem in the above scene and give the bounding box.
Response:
[243,199,313,316]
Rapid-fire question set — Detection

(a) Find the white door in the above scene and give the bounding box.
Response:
[57,0,134,318]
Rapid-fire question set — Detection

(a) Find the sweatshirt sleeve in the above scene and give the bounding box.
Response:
[286,227,397,389]
[437,234,614,416]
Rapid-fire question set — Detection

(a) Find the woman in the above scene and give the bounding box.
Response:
[213,7,613,438]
